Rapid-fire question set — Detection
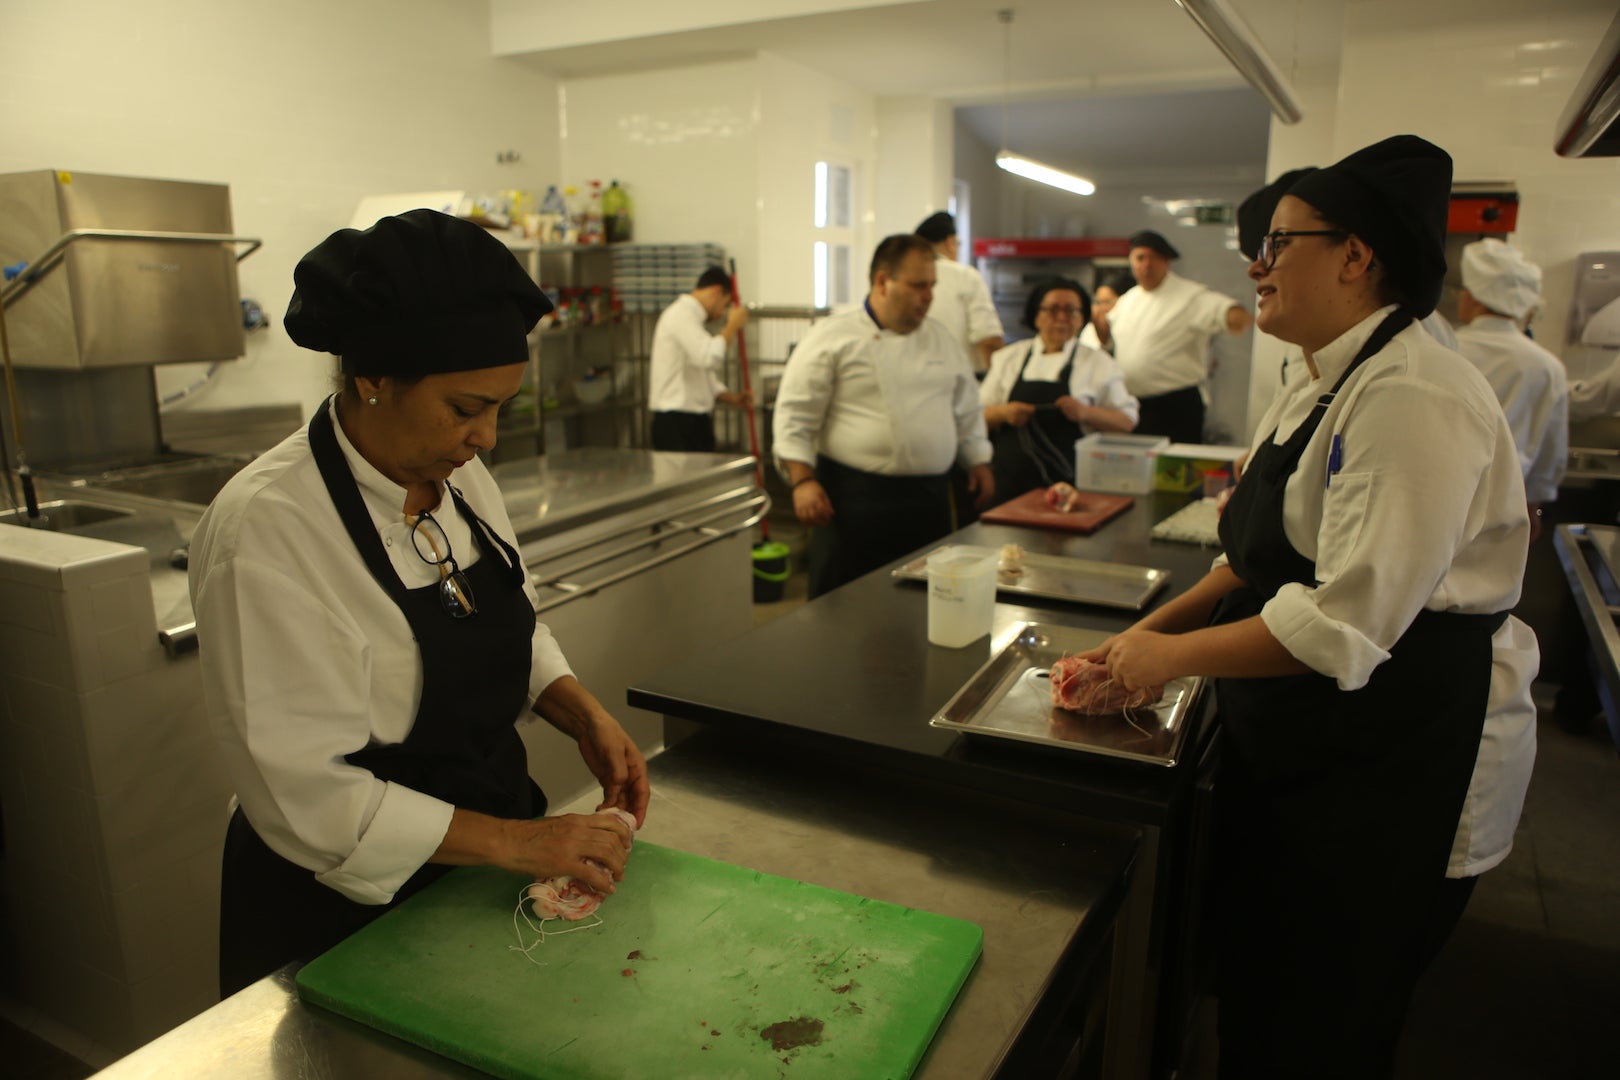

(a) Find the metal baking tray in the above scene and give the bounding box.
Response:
[893,544,1170,611]
[930,622,1203,767]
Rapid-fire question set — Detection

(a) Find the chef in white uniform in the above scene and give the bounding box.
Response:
[1455,238,1569,536]
[774,233,994,597]
[191,211,647,995]
[1076,272,1131,353]
[1083,136,1538,1079]
[648,265,751,452]
[979,277,1138,504]
[915,211,1004,372]
[1107,229,1252,442]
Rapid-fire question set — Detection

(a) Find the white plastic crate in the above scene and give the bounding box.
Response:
[1074,432,1171,494]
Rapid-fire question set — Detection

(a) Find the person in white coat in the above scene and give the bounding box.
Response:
[1083,136,1537,1079]
[1456,238,1569,538]
[1077,271,1132,353]
[915,211,1004,372]
[1107,230,1252,442]
[979,277,1138,505]
[648,266,751,451]
[774,234,994,597]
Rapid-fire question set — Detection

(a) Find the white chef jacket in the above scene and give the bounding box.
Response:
[649,293,729,414]
[772,304,992,475]
[189,400,572,904]
[1455,315,1570,504]
[1570,357,1620,421]
[979,337,1140,431]
[1077,322,1110,353]
[928,257,1004,369]
[1109,270,1239,398]
[1232,306,1537,877]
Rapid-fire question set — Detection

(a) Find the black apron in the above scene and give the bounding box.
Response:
[218,398,545,997]
[650,410,717,452]
[1209,311,1504,1078]
[806,454,954,599]
[987,340,1080,507]
[1134,383,1204,444]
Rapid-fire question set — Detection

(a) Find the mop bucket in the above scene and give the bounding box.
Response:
[751,540,792,603]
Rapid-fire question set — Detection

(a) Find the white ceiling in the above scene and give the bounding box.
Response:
[504,0,1345,180]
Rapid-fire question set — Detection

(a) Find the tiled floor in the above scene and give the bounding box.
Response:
[7,524,1616,1077]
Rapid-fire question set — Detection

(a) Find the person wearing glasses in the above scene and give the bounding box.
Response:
[978,277,1139,507]
[1082,136,1538,1077]
[1077,271,1132,354]
[190,210,649,997]
[1106,229,1252,443]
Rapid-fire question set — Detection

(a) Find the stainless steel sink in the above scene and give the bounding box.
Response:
[73,457,248,507]
[0,500,135,532]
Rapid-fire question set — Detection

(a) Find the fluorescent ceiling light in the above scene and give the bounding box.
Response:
[996,152,1096,196]
[1174,0,1304,124]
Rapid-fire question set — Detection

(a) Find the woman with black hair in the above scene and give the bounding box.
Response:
[978,277,1138,507]
[1078,271,1133,352]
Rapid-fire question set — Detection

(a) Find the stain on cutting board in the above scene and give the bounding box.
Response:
[296,842,982,1080]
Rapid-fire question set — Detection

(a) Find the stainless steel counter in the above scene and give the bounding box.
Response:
[1552,522,1620,747]
[93,733,1138,1079]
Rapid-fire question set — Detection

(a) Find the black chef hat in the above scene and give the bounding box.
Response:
[695,266,731,291]
[284,209,552,377]
[1238,167,1318,261]
[1128,230,1179,260]
[1285,135,1453,318]
[1023,277,1091,332]
[915,211,957,244]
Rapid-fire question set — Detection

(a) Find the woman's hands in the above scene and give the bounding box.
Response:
[499,811,634,894]
[535,676,651,828]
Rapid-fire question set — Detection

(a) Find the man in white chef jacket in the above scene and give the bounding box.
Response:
[649,266,751,451]
[774,233,995,598]
[915,211,1004,372]
[1107,229,1252,443]
[1455,238,1569,539]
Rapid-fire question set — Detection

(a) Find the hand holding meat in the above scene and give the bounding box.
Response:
[1049,655,1164,714]
[574,713,651,828]
[501,810,634,895]
[1103,628,1182,692]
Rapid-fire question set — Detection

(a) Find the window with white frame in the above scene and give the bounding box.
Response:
[814,160,854,308]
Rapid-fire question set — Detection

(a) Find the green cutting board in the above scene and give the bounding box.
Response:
[296,843,983,1080]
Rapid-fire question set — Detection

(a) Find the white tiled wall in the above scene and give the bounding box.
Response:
[0,0,562,425]
[874,96,954,240]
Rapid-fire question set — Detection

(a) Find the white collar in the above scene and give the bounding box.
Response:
[1309,304,1403,386]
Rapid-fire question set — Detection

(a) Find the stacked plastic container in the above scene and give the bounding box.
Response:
[611,243,729,314]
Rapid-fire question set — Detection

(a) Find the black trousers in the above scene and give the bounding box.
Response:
[651,410,716,452]
[1135,385,1205,444]
[806,456,953,599]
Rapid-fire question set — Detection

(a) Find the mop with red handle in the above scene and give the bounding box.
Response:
[728,258,770,542]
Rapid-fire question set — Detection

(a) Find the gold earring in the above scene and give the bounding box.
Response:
[367,396,378,405]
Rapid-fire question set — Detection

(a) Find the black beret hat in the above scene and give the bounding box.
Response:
[1285,135,1453,318]
[1128,230,1180,260]
[915,211,957,244]
[284,209,552,377]
[1238,167,1318,261]
[1023,277,1091,332]
[695,265,731,291]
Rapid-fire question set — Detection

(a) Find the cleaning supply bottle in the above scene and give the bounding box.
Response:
[538,185,568,244]
[561,186,582,245]
[580,180,604,245]
[602,180,633,243]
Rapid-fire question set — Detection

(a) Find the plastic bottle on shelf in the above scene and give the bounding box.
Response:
[579,180,604,245]
[602,180,633,243]
[538,185,568,245]
[561,186,582,245]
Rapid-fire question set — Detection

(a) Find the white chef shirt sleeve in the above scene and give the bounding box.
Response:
[773,332,837,470]
[979,344,1020,407]
[1072,348,1140,425]
[673,302,728,373]
[1259,376,1500,690]
[1525,372,1569,504]
[194,556,453,905]
[1192,288,1241,336]
[954,365,994,468]
[966,271,1005,344]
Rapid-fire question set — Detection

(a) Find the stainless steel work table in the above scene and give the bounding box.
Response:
[93,731,1138,1079]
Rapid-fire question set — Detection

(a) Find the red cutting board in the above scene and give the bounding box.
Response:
[980,488,1134,533]
[296,842,982,1080]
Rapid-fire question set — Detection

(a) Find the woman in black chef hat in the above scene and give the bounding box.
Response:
[1080,137,1539,1077]
[190,210,649,996]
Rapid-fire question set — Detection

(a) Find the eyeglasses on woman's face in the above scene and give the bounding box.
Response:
[410,510,478,618]
[1038,304,1083,318]
[1254,228,1349,272]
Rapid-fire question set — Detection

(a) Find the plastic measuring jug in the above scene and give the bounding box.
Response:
[927,548,999,648]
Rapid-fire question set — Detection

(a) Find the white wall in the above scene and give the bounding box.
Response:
[953,115,1004,249]
[557,57,761,294]
[874,97,954,240]
[0,0,562,424]
[1247,0,1620,438]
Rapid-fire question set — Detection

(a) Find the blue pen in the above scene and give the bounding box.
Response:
[1326,434,1343,489]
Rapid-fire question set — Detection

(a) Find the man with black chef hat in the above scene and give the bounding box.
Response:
[1106,228,1252,442]
[191,209,647,996]
[1456,238,1568,537]
[1084,135,1538,1078]
[648,266,751,452]
[915,211,1004,372]
[774,233,994,597]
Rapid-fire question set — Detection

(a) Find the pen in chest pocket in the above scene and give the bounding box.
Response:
[1326,434,1344,489]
